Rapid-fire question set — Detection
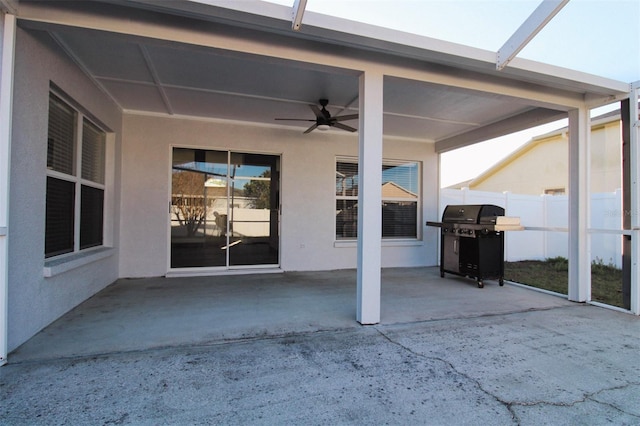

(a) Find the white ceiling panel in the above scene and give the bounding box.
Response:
[163,87,358,132]
[145,44,359,106]
[99,80,168,113]
[384,77,532,125]
[383,114,470,142]
[55,31,155,83]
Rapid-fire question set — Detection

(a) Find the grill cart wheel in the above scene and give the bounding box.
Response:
[499,279,504,286]
[477,280,484,288]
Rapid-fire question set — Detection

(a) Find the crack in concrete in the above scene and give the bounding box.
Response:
[373,327,640,424]
[503,383,640,423]
[373,327,520,423]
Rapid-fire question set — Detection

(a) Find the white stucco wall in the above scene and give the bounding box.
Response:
[120,113,439,277]
[8,29,122,352]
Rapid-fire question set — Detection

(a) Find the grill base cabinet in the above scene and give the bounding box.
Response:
[440,232,504,288]
[428,204,506,288]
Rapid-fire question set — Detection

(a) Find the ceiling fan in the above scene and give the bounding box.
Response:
[275,99,358,134]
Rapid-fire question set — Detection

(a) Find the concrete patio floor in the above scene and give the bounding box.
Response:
[2,267,640,424]
[8,267,573,362]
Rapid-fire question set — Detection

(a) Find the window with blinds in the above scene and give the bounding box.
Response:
[45,92,106,258]
[336,159,420,240]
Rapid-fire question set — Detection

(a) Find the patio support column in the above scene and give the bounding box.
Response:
[568,107,590,302]
[356,70,383,324]
[629,82,640,314]
[0,11,16,365]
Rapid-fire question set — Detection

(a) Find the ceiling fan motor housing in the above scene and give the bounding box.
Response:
[274,98,358,133]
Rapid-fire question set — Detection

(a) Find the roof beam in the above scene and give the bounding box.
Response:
[496,0,569,71]
[435,107,567,153]
[291,0,307,31]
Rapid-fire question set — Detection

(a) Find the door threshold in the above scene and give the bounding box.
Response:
[166,267,284,278]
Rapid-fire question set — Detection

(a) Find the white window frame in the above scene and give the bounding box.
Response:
[45,90,107,260]
[336,156,421,242]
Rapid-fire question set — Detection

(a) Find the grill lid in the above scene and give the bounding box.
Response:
[442,204,505,224]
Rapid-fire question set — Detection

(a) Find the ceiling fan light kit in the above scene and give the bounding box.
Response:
[275,99,358,134]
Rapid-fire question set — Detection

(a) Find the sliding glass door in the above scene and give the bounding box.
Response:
[170,148,279,269]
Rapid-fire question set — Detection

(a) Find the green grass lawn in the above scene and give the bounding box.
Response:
[504,257,625,308]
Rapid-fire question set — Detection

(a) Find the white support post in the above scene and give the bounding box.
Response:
[0,12,16,365]
[356,70,383,325]
[630,82,640,314]
[567,107,590,302]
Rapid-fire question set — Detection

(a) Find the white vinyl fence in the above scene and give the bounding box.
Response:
[439,188,623,268]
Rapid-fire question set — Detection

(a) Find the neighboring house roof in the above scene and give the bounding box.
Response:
[337,182,418,198]
[381,182,418,199]
[463,109,623,189]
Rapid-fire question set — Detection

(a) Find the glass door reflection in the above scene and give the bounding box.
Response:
[170,148,279,269]
[228,153,279,266]
[171,148,228,268]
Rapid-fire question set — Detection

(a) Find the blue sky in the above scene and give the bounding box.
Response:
[265,0,639,82]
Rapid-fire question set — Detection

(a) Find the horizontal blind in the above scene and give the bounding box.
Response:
[82,119,106,184]
[45,177,75,257]
[47,94,76,175]
[80,185,104,249]
[336,159,420,240]
[336,162,359,197]
[382,163,418,198]
[336,199,358,238]
[382,201,417,238]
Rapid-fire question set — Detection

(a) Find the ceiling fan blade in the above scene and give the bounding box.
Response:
[333,114,358,122]
[333,122,357,132]
[303,123,318,134]
[309,104,324,119]
[275,118,316,122]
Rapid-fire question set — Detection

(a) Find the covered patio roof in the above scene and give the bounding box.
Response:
[16,0,629,148]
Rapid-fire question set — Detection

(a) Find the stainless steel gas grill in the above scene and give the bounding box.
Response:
[427,204,522,288]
